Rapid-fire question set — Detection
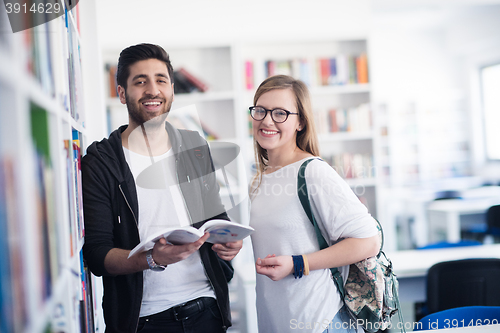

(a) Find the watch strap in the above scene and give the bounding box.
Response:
[146,249,166,271]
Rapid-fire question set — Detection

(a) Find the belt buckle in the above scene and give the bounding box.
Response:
[173,302,189,321]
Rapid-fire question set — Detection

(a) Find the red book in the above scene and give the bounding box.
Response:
[178,68,209,92]
[329,109,338,132]
[108,65,117,98]
[75,2,81,33]
[320,58,331,86]
[266,60,276,77]
[245,61,254,90]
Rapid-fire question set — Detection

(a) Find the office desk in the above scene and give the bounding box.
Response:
[387,244,500,303]
[427,198,500,243]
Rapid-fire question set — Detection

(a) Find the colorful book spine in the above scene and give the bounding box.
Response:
[319,58,330,86]
[265,60,276,77]
[72,130,84,240]
[329,57,337,85]
[245,60,254,90]
[357,53,369,84]
[107,65,118,98]
[259,53,369,87]
[178,68,208,92]
[325,153,374,179]
[348,55,357,84]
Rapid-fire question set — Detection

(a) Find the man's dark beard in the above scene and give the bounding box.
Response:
[125,93,172,129]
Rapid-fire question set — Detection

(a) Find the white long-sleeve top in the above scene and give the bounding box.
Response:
[250,158,378,333]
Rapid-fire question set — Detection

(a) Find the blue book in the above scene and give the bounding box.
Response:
[329,57,337,85]
[0,161,13,333]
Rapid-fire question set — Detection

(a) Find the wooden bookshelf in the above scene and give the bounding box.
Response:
[0,1,103,332]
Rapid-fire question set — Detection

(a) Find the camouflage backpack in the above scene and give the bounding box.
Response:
[297,159,404,333]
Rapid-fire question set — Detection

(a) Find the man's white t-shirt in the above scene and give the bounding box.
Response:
[123,147,215,317]
[250,158,378,333]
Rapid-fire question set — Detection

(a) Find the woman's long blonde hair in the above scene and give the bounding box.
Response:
[250,75,320,196]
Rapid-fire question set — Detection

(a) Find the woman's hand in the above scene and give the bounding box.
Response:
[255,254,294,281]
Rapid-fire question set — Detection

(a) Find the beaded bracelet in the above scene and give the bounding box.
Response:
[292,255,304,279]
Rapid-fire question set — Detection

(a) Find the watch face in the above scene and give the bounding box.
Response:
[150,265,165,272]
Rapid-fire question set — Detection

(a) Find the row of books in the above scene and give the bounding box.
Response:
[48,256,97,333]
[31,113,84,294]
[30,104,59,303]
[173,68,209,94]
[0,105,91,332]
[244,53,369,90]
[32,111,92,331]
[1,2,97,331]
[0,156,28,333]
[106,65,209,97]
[22,5,83,123]
[323,153,375,179]
[314,103,372,134]
[66,13,84,123]
[66,130,85,255]
[80,255,95,333]
[0,107,63,332]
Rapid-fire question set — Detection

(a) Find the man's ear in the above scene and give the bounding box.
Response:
[117,85,126,104]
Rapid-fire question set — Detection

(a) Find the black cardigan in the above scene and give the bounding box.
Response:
[82,122,233,332]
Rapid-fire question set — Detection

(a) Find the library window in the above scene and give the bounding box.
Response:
[481,63,500,160]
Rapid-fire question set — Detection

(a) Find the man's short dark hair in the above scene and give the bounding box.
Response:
[116,43,174,90]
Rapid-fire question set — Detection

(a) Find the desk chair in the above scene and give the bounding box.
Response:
[463,204,500,243]
[427,258,500,314]
[414,306,500,331]
[434,190,462,200]
[486,205,500,241]
[414,244,483,320]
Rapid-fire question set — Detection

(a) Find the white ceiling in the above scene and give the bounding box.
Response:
[95,0,372,51]
[95,0,500,52]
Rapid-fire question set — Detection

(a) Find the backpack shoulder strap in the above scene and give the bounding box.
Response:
[297,158,345,298]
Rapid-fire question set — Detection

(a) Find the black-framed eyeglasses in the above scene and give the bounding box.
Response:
[249,106,299,123]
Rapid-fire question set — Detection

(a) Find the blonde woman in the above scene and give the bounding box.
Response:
[249,75,380,333]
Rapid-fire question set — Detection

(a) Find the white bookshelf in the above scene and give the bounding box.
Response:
[0,1,104,332]
[103,39,377,223]
[237,39,378,218]
[232,38,376,333]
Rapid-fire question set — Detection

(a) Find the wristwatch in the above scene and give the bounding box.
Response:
[146,249,167,271]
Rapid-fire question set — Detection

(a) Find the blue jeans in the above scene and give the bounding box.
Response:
[322,305,358,333]
[136,297,225,333]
